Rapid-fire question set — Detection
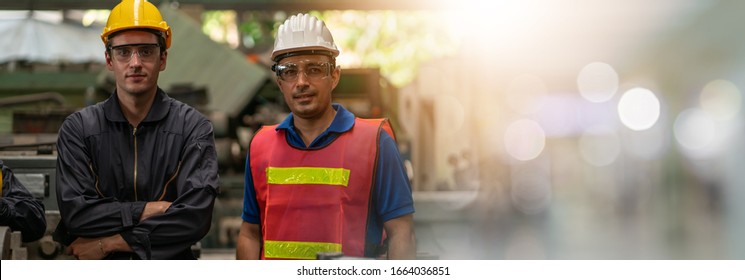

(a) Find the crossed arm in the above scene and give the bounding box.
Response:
[56,118,219,259]
[64,201,172,259]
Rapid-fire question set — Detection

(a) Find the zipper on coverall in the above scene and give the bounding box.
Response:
[132,126,138,201]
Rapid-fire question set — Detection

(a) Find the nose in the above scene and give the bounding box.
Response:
[295,70,310,85]
[129,51,142,67]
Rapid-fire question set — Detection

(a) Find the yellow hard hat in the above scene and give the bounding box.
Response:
[101,0,172,49]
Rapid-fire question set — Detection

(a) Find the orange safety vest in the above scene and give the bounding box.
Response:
[249,118,394,259]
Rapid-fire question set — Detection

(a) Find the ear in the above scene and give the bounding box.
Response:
[105,51,114,71]
[159,50,168,71]
[330,66,341,90]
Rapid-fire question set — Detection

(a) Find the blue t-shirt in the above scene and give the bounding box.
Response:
[242,104,415,238]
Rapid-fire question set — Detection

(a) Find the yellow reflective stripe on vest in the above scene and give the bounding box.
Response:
[266,167,350,187]
[264,240,342,259]
[0,169,3,197]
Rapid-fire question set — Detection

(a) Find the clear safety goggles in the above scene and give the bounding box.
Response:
[109,43,160,63]
[274,61,334,82]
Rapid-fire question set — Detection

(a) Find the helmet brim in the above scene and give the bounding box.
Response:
[271,47,340,62]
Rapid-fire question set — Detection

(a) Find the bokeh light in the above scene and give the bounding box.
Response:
[504,119,546,161]
[673,108,725,159]
[577,62,619,103]
[617,87,661,131]
[511,171,552,215]
[699,79,742,121]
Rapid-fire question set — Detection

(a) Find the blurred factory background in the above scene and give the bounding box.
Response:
[1,0,744,259]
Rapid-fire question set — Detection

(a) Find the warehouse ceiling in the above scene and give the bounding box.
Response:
[1,0,444,11]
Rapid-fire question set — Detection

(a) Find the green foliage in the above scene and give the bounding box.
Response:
[317,11,460,88]
[202,10,237,44]
[237,11,278,50]
[200,10,461,87]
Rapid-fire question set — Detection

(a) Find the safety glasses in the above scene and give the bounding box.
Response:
[109,43,160,63]
[274,61,334,82]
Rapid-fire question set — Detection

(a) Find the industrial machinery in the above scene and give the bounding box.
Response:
[0,147,67,259]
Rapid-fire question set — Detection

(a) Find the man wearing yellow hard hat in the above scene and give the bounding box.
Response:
[54,0,219,260]
[236,13,416,260]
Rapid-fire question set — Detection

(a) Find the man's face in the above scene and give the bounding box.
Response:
[275,54,340,120]
[105,30,167,98]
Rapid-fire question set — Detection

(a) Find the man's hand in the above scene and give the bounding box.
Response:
[65,237,108,260]
[140,201,172,222]
[66,235,132,260]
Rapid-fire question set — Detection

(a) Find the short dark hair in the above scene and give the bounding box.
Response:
[106,28,167,53]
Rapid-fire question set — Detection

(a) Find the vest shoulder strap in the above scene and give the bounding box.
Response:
[356,118,396,142]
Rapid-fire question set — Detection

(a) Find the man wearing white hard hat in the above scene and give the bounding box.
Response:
[237,13,416,260]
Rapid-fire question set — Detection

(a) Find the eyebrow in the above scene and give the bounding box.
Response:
[110,43,159,48]
[282,61,329,66]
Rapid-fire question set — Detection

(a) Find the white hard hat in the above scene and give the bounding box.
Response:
[271,13,340,62]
